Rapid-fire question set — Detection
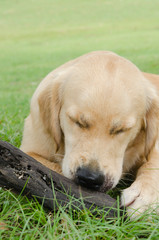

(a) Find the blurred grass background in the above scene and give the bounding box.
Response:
[0,1,159,238]
[0,0,159,146]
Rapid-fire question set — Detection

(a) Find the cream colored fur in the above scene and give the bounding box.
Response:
[20,51,159,218]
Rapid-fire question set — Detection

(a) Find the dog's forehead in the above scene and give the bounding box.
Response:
[63,52,146,96]
[62,53,147,118]
[65,91,136,130]
[64,77,144,118]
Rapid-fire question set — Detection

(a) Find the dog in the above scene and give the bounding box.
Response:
[20,51,159,218]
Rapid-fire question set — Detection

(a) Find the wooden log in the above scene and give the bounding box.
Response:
[0,140,119,217]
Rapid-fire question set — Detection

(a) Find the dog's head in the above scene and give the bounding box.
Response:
[39,51,159,192]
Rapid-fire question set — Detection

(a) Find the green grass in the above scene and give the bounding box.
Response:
[0,0,159,239]
[1,189,159,240]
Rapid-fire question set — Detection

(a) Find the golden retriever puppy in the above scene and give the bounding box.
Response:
[20,51,159,218]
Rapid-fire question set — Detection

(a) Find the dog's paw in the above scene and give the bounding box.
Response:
[121,180,159,219]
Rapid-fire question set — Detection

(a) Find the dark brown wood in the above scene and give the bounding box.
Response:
[0,140,118,217]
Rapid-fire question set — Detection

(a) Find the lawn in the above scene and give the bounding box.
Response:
[0,0,159,239]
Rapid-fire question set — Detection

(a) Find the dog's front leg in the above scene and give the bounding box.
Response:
[27,152,62,174]
[121,149,159,218]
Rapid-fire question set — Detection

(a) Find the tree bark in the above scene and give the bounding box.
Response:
[0,140,118,217]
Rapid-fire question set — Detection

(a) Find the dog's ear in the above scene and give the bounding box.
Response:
[145,86,159,157]
[38,76,64,152]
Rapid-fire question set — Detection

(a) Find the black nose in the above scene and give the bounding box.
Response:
[75,167,104,190]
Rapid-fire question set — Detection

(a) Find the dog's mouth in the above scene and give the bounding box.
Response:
[99,179,114,193]
[74,176,113,193]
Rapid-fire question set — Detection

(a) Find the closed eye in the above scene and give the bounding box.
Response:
[68,115,90,129]
[110,118,136,135]
[110,127,130,135]
[75,121,86,128]
[114,128,125,135]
